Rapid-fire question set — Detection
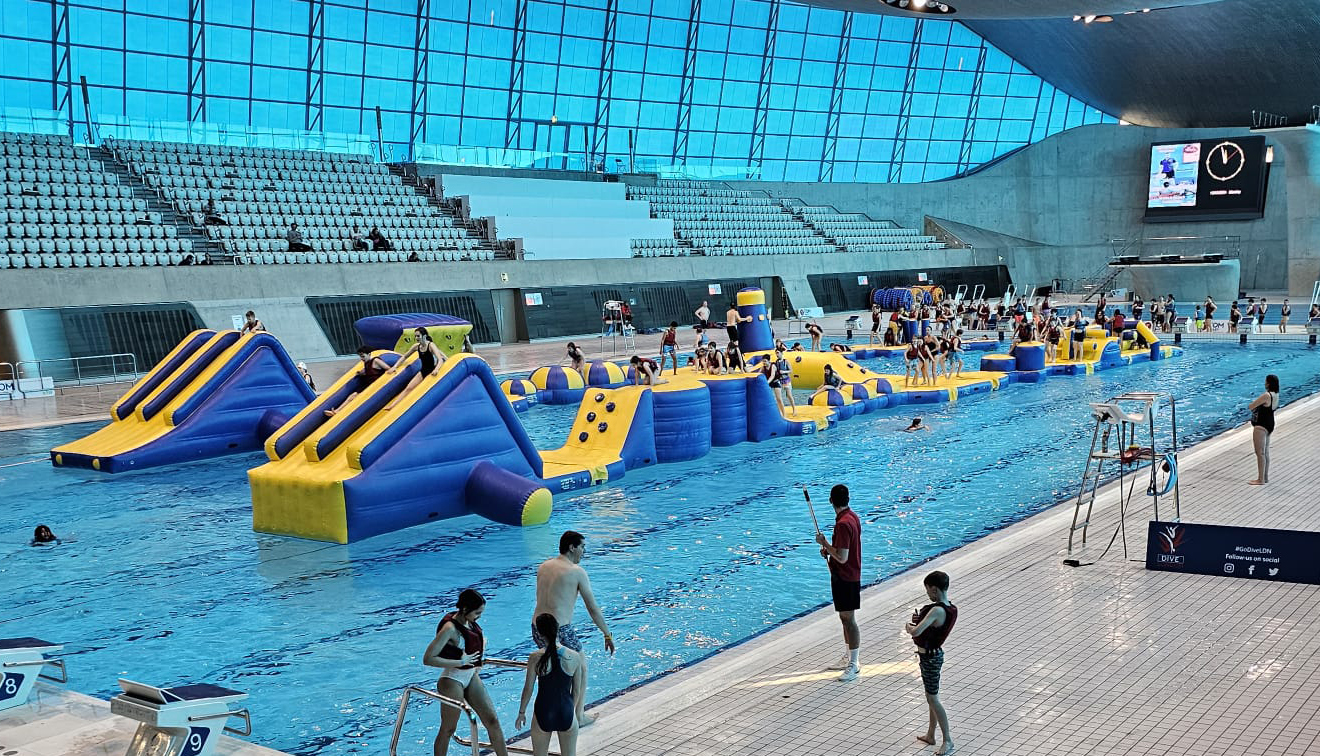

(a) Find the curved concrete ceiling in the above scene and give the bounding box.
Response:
[963,0,1320,127]
[801,0,1319,128]
[805,0,1225,21]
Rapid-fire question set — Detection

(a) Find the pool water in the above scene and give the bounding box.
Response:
[3,344,1318,755]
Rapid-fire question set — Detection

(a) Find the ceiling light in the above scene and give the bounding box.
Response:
[899,0,909,6]
[1073,14,1082,20]
[1084,14,1096,22]
[912,0,927,8]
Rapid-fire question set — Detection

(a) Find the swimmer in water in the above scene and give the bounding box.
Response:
[903,418,931,433]
[31,524,58,545]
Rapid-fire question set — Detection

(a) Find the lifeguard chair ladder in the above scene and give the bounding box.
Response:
[1067,391,1181,558]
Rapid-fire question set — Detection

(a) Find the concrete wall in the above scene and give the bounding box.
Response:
[749,123,1290,291]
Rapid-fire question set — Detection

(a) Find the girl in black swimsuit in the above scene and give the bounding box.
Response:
[385,327,446,410]
[1248,374,1280,485]
[517,613,585,755]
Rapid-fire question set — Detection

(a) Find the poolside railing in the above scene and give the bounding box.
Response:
[390,657,559,756]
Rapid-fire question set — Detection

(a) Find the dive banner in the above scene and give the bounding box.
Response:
[1146,521,1320,585]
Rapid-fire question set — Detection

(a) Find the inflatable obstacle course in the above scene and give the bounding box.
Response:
[355,313,472,356]
[51,330,316,472]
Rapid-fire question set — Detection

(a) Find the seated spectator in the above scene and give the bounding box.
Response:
[203,199,227,225]
[349,226,369,251]
[287,223,312,253]
[296,361,317,392]
[369,226,392,251]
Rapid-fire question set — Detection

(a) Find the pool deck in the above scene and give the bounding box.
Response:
[572,389,1320,756]
[0,684,284,756]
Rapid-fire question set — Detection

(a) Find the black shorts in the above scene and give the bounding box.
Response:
[726,325,739,342]
[354,374,379,394]
[918,648,945,695]
[871,322,880,332]
[830,576,861,612]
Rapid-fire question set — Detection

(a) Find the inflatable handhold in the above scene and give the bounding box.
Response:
[578,431,590,442]
[597,422,608,432]
[606,402,616,412]
[794,356,803,362]
[595,392,605,402]
[586,412,597,422]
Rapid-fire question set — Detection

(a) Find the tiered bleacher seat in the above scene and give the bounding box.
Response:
[628,183,836,257]
[630,237,680,256]
[1,132,193,269]
[107,139,492,262]
[794,205,945,253]
[438,174,672,260]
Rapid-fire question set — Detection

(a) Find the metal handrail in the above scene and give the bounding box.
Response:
[3,657,67,683]
[188,707,252,737]
[391,657,559,756]
[14,352,140,390]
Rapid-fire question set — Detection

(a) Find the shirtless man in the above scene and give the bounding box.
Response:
[533,530,616,726]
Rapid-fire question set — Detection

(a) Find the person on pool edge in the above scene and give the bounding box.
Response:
[906,570,958,755]
[815,484,862,682]
[516,613,586,756]
[532,531,615,726]
[423,589,509,756]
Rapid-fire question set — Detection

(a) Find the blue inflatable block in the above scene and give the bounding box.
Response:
[618,390,658,470]
[537,388,587,405]
[886,391,909,407]
[956,381,993,398]
[964,340,999,352]
[1046,364,1071,377]
[700,378,750,447]
[652,385,712,462]
[746,374,800,441]
[355,313,470,351]
[981,355,1016,372]
[905,389,948,404]
[1014,343,1046,371]
[1015,370,1048,384]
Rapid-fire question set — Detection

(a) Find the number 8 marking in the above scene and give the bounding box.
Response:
[2,676,17,695]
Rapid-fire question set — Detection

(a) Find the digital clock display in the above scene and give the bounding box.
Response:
[1145,135,1269,222]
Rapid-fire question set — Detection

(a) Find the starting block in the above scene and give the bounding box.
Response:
[0,637,66,712]
[111,679,250,756]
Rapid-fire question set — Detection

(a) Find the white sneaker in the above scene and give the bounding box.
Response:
[826,653,851,670]
[838,664,860,682]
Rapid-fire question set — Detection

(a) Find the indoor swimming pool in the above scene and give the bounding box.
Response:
[2,343,1317,755]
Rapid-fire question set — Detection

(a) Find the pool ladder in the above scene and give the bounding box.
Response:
[390,657,561,756]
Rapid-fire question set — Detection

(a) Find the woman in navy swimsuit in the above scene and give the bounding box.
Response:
[517,613,586,756]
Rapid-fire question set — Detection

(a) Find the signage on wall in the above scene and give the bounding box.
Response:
[917,272,928,283]
[857,276,869,286]
[708,284,722,295]
[1146,521,1320,584]
[231,315,245,330]
[524,292,544,307]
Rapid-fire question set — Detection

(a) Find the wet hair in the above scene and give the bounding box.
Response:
[357,346,372,357]
[559,530,584,554]
[32,524,55,543]
[829,484,849,507]
[1266,374,1280,393]
[629,355,641,365]
[924,570,950,591]
[535,613,560,676]
[456,588,485,614]
[669,321,678,329]
[414,327,431,342]
[245,310,256,318]
[567,342,577,350]
[909,418,922,427]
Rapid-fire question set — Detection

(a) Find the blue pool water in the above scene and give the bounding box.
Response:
[3,344,1319,755]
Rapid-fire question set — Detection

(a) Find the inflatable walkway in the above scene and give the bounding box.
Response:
[251,353,826,543]
[51,330,315,472]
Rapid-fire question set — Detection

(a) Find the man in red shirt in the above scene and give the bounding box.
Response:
[816,484,862,681]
